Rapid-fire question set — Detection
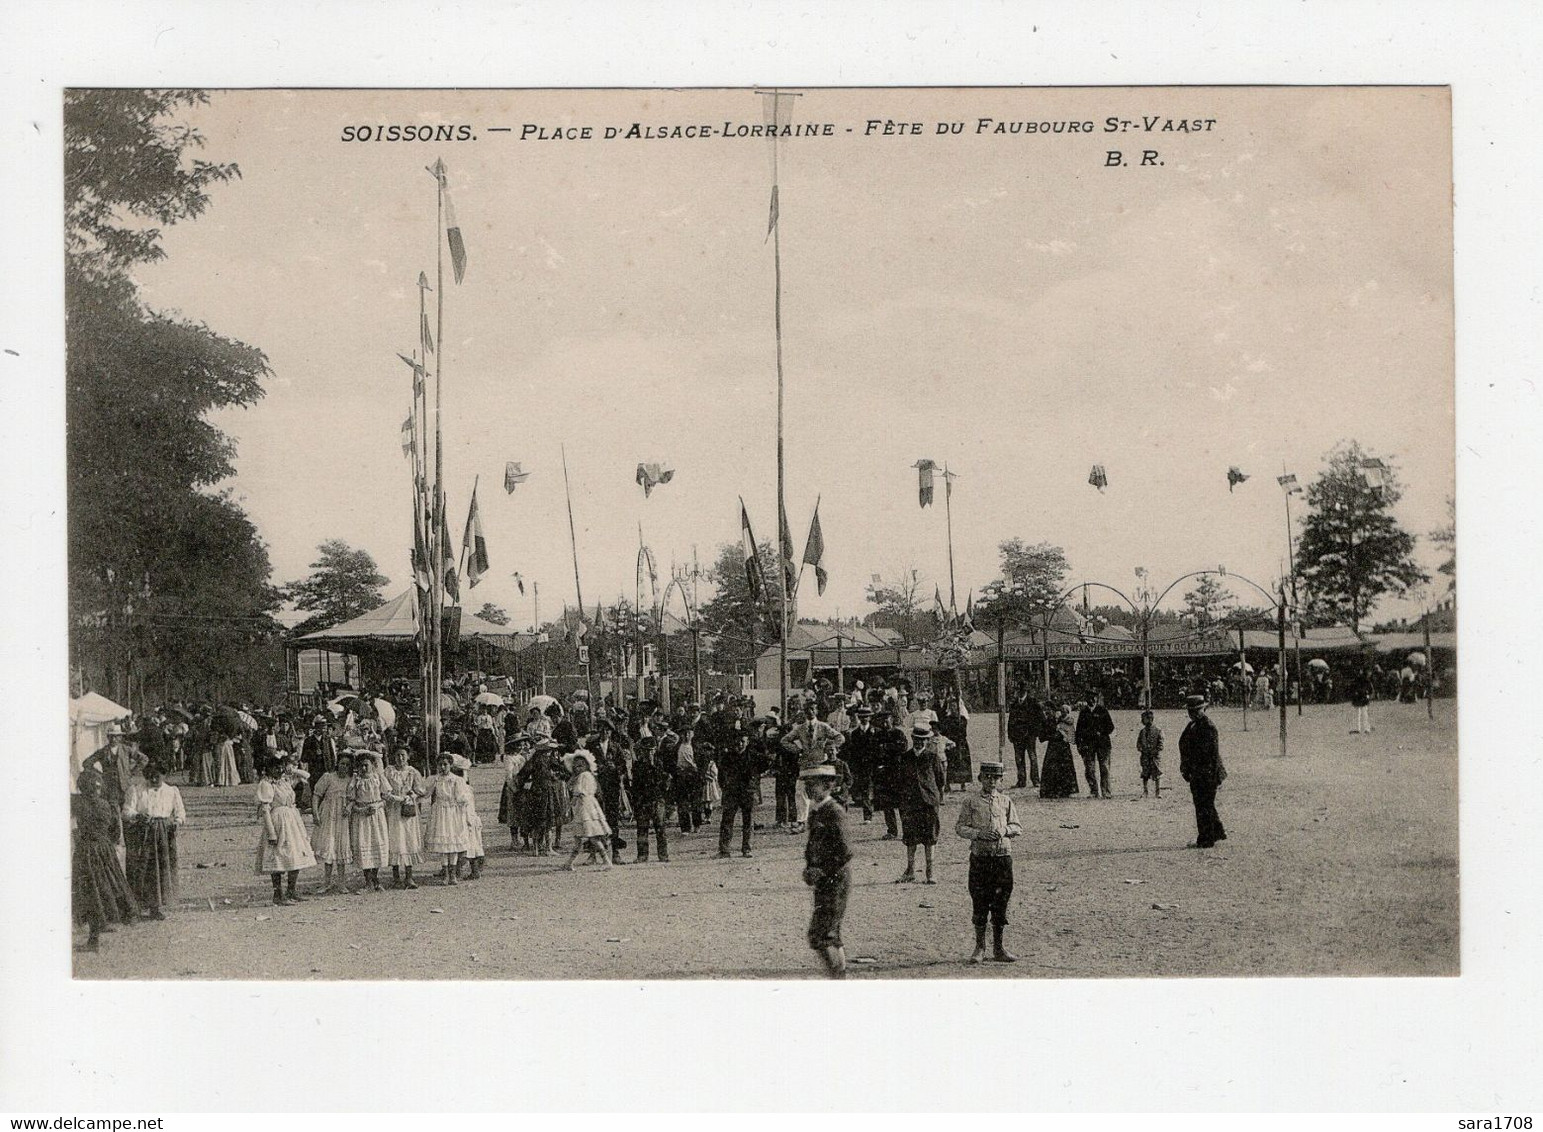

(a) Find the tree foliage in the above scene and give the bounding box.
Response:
[1429,495,1455,594]
[475,602,511,626]
[285,540,389,633]
[1182,574,1235,629]
[698,540,786,673]
[863,565,934,644]
[976,539,1071,628]
[1295,442,1428,632]
[66,90,280,700]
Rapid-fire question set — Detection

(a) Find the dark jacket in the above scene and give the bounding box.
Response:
[804,796,852,875]
[1007,696,1044,744]
[897,742,944,811]
[1075,705,1115,752]
[717,741,766,800]
[1178,714,1226,786]
[630,752,670,811]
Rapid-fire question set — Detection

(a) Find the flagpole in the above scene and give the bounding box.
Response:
[943,464,958,614]
[561,443,586,616]
[1283,469,1304,716]
[426,163,446,771]
[773,99,789,719]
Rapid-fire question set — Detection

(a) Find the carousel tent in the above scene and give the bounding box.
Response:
[69,691,130,792]
[293,589,522,651]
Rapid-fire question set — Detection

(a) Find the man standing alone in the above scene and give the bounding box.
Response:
[1074,690,1115,799]
[1006,686,1044,790]
[1178,695,1227,848]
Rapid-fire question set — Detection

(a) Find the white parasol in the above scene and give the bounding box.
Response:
[372,698,396,729]
[474,692,505,707]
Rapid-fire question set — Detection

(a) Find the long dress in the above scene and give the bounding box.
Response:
[347,770,391,869]
[1039,725,1081,799]
[309,771,351,864]
[215,738,240,787]
[382,764,426,866]
[126,782,184,914]
[937,712,973,786]
[72,794,139,927]
[457,772,485,859]
[253,777,317,873]
[518,752,567,834]
[499,753,528,833]
[424,772,471,854]
[567,770,612,841]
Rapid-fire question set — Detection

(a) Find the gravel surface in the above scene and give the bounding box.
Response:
[75,700,1457,980]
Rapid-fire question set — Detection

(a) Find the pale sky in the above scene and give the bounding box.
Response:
[134,86,1453,630]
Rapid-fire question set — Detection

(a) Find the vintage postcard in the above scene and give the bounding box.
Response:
[63,85,1454,982]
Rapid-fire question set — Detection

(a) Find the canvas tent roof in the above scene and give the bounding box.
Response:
[293,590,521,649]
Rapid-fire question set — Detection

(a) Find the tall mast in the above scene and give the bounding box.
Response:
[561,444,585,615]
[944,464,958,613]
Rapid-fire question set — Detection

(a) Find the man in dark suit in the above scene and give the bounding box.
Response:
[1006,686,1044,790]
[716,730,766,858]
[1074,689,1116,798]
[1178,695,1228,848]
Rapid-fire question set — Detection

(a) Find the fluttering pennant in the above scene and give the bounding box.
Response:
[1088,464,1108,493]
[511,572,525,596]
[462,483,490,589]
[914,458,938,508]
[400,416,414,459]
[762,90,795,239]
[412,486,432,593]
[504,461,530,494]
[1277,472,1303,495]
[739,498,768,605]
[440,503,460,604]
[635,462,676,498]
[1227,466,1250,492]
[767,184,779,238]
[397,352,427,399]
[962,592,975,632]
[801,499,828,597]
[1359,457,1391,493]
[933,585,948,624]
[429,158,467,284]
[779,502,798,596]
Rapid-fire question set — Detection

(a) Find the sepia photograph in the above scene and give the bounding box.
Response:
[61,84,1458,982]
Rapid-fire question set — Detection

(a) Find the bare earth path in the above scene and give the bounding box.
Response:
[76,701,1457,980]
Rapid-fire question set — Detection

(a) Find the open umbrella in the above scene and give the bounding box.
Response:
[438,693,459,713]
[372,698,397,729]
[526,694,558,714]
[1307,658,1331,672]
[235,710,260,731]
[1230,661,1254,675]
[474,692,505,707]
[1406,652,1427,669]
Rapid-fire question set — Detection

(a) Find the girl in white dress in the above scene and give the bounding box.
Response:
[347,751,390,892]
[424,753,471,885]
[254,758,316,906]
[382,747,427,889]
[450,755,485,880]
[215,736,240,787]
[562,751,613,871]
[310,751,353,894]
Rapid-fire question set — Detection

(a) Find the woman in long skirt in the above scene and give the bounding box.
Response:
[310,751,353,893]
[500,734,532,850]
[1038,707,1081,799]
[125,763,184,920]
[254,758,317,906]
[562,751,612,870]
[73,770,139,951]
[425,753,472,885]
[517,740,566,856]
[451,755,486,880]
[347,751,391,892]
[215,735,240,788]
[382,747,427,889]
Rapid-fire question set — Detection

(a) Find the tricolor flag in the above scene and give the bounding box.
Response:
[801,500,827,597]
[512,572,525,596]
[779,503,798,596]
[635,462,675,498]
[431,158,468,284]
[739,498,768,605]
[412,498,432,593]
[421,312,434,355]
[504,461,530,493]
[914,458,938,508]
[1359,457,1391,493]
[1088,464,1108,493]
[933,585,947,623]
[400,416,414,459]
[440,504,461,604]
[1277,473,1303,495]
[962,592,975,631]
[1227,466,1250,492]
[462,483,489,589]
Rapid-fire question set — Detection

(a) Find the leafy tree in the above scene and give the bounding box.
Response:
[1295,442,1428,632]
[476,602,511,626]
[863,565,934,644]
[1429,495,1455,595]
[976,539,1071,629]
[1182,574,1235,629]
[66,90,278,699]
[698,540,786,673]
[285,540,389,632]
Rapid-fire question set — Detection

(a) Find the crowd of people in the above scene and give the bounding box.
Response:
[73,656,1430,973]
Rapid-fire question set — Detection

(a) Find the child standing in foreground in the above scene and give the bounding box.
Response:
[450,755,485,880]
[562,751,613,871]
[1136,709,1164,798]
[801,764,852,979]
[954,760,1021,964]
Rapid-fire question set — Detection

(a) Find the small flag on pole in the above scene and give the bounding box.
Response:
[962,593,976,632]
[933,585,947,623]
[512,572,525,596]
[462,483,490,589]
[400,416,414,459]
[503,461,530,494]
[431,158,468,284]
[1277,472,1303,495]
[767,184,779,238]
[740,499,768,605]
[440,505,460,603]
[1227,466,1250,492]
[1359,457,1391,493]
[635,462,676,498]
[801,499,828,597]
[779,503,798,596]
[1088,464,1108,493]
[914,459,938,508]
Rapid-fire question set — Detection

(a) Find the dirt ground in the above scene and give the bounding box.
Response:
[75,700,1458,980]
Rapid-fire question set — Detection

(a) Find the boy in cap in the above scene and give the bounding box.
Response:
[1136,709,1164,797]
[801,764,852,978]
[955,760,1022,963]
